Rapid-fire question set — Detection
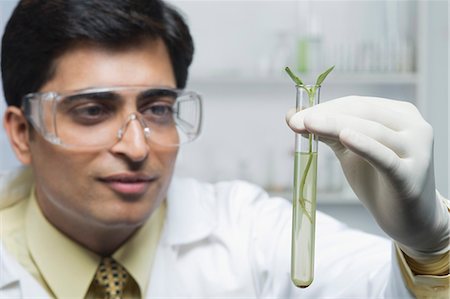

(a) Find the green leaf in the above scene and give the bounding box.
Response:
[284,66,304,86]
[315,65,335,86]
[309,86,317,103]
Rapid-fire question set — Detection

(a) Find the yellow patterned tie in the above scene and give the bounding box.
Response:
[95,257,129,299]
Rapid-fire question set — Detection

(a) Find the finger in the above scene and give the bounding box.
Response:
[303,113,408,157]
[285,107,298,127]
[292,96,420,132]
[339,128,406,179]
[317,136,347,154]
[347,96,421,117]
[340,99,418,131]
[287,109,348,153]
[287,109,307,132]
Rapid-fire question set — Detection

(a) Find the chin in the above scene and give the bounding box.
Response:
[101,199,157,226]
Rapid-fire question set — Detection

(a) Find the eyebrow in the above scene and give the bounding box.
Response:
[55,91,124,113]
[64,91,123,102]
[137,89,178,102]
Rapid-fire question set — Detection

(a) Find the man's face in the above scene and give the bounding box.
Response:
[29,39,178,230]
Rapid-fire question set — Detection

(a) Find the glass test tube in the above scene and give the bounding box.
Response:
[291,85,320,288]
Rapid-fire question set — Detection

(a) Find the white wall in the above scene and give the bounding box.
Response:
[0,0,447,199]
[169,0,448,198]
[0,0,20,172]
[424,1,448,197]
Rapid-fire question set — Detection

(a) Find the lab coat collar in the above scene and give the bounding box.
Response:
[0,247,17,289]
[0,243,50,297]
[0,166,33,209]
[0,167,42,294]
[163,177,217,246]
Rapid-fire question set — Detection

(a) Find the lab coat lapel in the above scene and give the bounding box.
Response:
[0,248,18,290]
[163,177,217,245]
[0,166,33,209]
[145,241,186,298]
[0,243,50,297]
[146,177,217,298]
[0,167,49,296]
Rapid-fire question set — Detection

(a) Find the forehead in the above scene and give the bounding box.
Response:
[40,39,176,93]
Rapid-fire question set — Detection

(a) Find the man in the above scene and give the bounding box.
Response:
[0,0,448,298]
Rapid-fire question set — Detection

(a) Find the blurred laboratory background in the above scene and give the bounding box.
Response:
[0,1,448,236]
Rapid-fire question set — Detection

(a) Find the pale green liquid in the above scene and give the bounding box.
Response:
[291,152,318,288]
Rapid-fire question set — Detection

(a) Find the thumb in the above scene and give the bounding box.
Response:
[286,108,307,133]
[318,136,347,156]
[339,128,404,179]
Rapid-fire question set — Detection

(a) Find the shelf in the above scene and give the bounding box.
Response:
[268,190,360,205]
[318,191,360,205]
[188,72,418,87]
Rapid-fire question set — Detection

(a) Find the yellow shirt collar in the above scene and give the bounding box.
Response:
[26,188,165,298]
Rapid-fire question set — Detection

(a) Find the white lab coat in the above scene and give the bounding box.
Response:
[0,168,413,298]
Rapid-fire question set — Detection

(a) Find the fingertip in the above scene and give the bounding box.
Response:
[285,107,297,121]
[303,112,327,131]
[287,112,306,132]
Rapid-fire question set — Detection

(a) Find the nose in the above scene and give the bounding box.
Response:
[110,114,149,162]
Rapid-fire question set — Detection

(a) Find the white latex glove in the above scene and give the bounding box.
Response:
[286,96,449,260]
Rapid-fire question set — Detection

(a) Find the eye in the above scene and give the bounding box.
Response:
[78,105,103,116]
[68,103,114,125]
[58,91,119,125]
[140,103,175,125]
[149,104,173,116]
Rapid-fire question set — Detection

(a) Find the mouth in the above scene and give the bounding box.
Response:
[98,173,157,196]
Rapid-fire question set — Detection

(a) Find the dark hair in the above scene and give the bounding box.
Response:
[1,0,194,107]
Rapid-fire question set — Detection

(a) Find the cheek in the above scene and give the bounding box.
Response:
[153,149,178,208]
[157,147,179,173]
[151,147,178,198]
[29,140,97,198]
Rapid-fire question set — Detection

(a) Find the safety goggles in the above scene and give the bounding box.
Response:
[22,86,202,150]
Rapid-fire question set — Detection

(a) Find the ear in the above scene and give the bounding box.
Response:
[3,106,32,164]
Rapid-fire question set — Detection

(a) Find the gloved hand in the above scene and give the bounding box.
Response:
[286,96,449,260]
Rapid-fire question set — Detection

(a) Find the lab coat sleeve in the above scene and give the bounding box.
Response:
[390,192,450,299]
[244,184,415,298]
[393,243,450,298]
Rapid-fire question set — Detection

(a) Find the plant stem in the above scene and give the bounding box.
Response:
[298,88,316,222]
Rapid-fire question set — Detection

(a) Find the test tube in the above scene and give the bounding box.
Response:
[291,84,320,288]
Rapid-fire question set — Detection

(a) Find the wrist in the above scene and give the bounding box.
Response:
[395,191,450,276]
[398,244,449,276]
